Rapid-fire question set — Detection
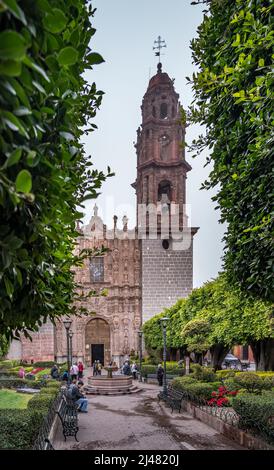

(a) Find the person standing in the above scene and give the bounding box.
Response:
[131,362,138,380]
[18,367,25,379]
[78,361,84,379]
[123,361,131,376]
[93,360,97,376]
[97,361,102,376]
[157,364,164,386]
[70,363,79,381]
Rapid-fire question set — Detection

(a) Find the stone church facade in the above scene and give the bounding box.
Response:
[8,64,198,367]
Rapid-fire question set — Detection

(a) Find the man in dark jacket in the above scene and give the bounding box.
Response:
[70,380,88,412]
[123,361,131,376]
[157,364,164,386]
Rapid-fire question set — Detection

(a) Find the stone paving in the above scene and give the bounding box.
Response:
[53,378,244,451]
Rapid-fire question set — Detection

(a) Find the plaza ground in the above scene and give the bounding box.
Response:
[53,376,243,451]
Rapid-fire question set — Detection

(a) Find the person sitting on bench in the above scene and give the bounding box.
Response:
[70,379,88,413]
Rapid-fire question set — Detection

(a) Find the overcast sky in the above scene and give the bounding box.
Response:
[81,0,225,288]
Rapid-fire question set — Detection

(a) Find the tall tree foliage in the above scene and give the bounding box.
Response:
[143,274,274,370]
[189,0,274,301]
[0,0,112,339]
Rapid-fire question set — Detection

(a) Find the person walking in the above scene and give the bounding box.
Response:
[157,364,164,386]
[131,362,138,380]
[70,363,79,381]
[78,361,84,379]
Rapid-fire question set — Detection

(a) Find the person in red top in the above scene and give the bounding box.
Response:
[78,361,84,379]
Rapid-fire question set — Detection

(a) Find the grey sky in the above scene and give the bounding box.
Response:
[82,0,225,287]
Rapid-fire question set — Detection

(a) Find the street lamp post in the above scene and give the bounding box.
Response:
[160,317,169,397]
[138,330,143,382]
[69,330,73,367]
[63,318,72,385]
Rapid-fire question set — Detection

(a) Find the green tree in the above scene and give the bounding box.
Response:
[189,0,274,301]
[0,0,112,339]
[0,335,9,358]
[143,274,274,370]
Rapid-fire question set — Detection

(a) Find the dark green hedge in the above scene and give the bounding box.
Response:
[171,376,221,400]
[0,377,49,389]
[141,364,184,378]
[0,385,59,448]
[0,410,45,449]
[233,392,274,442]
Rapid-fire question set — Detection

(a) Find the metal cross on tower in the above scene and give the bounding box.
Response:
[153,35,167,63]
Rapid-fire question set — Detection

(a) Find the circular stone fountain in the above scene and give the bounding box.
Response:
[84,366,141,396]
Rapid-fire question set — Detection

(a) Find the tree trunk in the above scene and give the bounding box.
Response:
[250,339,274,371]
[210,344,230,371]
[194,352,203,365]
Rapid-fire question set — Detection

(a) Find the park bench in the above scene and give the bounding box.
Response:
[56,392,79,441]
[158,385,183,413]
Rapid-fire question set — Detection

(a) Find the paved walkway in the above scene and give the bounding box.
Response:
[53,379,243,451]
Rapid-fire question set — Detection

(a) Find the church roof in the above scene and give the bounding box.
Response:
[147,63,173,90]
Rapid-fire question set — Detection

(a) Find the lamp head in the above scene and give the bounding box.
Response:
[160,317,169,328]
[138,330,143,338]
[63,318,72,330]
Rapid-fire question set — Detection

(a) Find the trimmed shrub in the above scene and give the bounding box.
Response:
[0,360,21,370]
[44,380,61,389]
[0,378,29,389]
[171,376,221,400]
[234,373,265,393]
[141,365,183,378]
[216,370,236,380]
[33,362,56,368]
[140,365,156,378]
[0,410,45,449]
[172,376,198,392]
[223,378,243,393]
[232,392,274,442]
[0,372,19,379]
[27,391,57,412]
[191,364,217,382]
[184,382,222,400]
[0,378,45,389]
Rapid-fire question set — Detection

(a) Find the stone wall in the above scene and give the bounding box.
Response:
[141,237,193,323]
[21,320,56,362]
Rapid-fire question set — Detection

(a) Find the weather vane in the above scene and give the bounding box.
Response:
[153,35,167,63]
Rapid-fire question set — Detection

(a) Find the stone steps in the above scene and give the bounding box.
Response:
[84,375,141,395]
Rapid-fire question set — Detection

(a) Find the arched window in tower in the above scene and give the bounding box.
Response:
[172,105,176,118]
[152,106,156,117]
[158,180,171,202]
[160,102,168,119]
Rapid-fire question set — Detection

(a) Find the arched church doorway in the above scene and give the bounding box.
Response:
[85,318,111,367]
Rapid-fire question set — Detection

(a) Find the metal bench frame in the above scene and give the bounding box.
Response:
[56,394,79,441]
[158,385,183,413]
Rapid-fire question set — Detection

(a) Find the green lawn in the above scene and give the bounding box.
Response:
[0,389,33,409]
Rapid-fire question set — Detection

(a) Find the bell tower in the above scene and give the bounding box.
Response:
[132,62,191,230]
[133,58,199,324]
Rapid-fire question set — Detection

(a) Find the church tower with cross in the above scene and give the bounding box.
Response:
[133,39,199,324]
[7,38,198,366]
